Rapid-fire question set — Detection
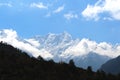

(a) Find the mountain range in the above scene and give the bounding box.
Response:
[0,29,120,71]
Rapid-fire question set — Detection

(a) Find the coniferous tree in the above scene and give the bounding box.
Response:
[69,59,75,67]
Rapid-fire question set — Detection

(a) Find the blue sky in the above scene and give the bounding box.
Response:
[0,0,120,44]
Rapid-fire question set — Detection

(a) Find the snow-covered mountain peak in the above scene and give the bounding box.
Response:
[61,31,72,41]
[31,32,73,56]
[33,32,72,46]
[45,31,72,43]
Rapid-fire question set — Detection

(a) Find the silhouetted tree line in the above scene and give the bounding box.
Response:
[0,41,120,80]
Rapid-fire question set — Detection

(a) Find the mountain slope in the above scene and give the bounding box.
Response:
[100,56,120,74]
[0,42,120,80]
[74,52,110,71]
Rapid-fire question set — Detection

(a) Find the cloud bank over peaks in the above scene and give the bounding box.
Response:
[0,29,53,59]
[61,39,120,58]
[0,29,120,60]
[82,0,120,20]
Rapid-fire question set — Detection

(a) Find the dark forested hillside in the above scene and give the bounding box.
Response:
[0,42,120,80]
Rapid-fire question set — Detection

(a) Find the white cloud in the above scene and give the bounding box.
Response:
[30,2,48,9]
[64,12,78,20]
[25,39,40,48]
[0,3,12,7]
[61,39,97,58]
[0,29,53,59]
[82,0,120,20]
[45,5,65,17]
[61,38,120,58]
[53,5,64,13]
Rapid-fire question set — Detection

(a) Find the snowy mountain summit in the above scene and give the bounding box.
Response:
[1,29,120,71]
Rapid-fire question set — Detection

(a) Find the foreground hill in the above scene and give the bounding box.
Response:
[100,56,120,75]
[0,42,120,80]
